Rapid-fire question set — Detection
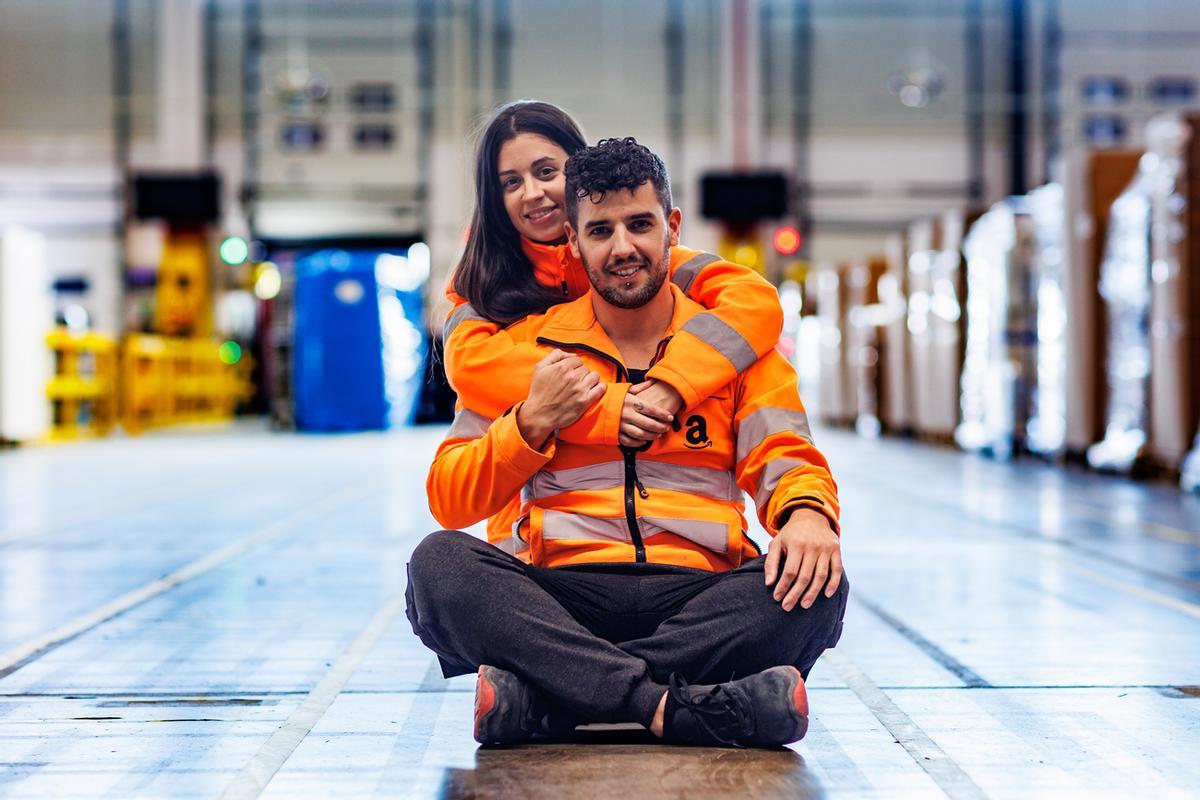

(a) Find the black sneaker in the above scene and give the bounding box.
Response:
[663,665,809,748]
[473,665,578,745]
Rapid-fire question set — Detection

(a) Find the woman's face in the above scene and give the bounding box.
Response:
[497,133,569,244]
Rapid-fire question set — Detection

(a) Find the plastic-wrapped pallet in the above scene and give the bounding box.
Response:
[906,219,940,437]
[1062,149,1142,457]
[933,210,971,437]
[1146,114,1199,472]
[1180,114,1200,491]
[908,213,967,441]
[1026,183,1068,456]
[1185,428,1200,492]
[957,203,1009,455]
[1089,114,1199,473]
[878,234,912,434]
[1087,152,1156,471]
[956,200,1038,458]
[810,263,855,426]
[848,257,887,437]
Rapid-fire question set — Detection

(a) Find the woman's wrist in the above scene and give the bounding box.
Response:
[515,402,554,451]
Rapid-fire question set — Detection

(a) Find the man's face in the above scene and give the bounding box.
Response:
[566,182,682,309]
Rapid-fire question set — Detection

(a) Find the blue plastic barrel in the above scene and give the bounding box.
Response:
[293,249,389,432]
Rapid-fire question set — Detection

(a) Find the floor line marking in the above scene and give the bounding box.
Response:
[0,485,369,678]
[219,592,406,800]
[1064,503,1200,546]
[823,650,990,800]
[1056,560,1200,621]
[853,593,993,689]
[368,659,452,798]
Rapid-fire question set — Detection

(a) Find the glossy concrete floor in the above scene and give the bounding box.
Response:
[1,421,1199,799]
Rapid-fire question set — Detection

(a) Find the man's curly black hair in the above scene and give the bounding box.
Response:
[564,137,673,226]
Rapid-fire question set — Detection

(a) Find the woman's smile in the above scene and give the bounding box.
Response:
[525,204,562,225]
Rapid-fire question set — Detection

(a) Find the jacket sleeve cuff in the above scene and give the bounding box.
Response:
[773,499,840,537]
[495,405,556,472]
[642,364,700,412]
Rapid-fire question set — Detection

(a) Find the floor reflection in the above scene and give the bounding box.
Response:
[437,741,822,800]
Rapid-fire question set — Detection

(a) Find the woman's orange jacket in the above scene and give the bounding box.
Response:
[428,284,838,571]
[442,238,784,544]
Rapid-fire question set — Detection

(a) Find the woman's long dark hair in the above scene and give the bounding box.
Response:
[452,100,586,324]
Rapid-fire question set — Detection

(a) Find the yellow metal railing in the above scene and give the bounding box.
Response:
[45,329,119,440]
[45,331,254,439]
[121,335,253,434]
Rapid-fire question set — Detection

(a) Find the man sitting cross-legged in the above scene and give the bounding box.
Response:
[407,137,848,748]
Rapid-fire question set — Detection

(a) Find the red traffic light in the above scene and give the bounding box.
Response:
[773,226,802,255]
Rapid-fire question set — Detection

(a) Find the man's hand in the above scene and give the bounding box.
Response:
[618,380,683,448]
[764,508,842,612]
[517,350,605,450]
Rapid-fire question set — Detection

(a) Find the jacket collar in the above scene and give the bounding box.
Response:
[520,237,592,298]
[534,282,703,359]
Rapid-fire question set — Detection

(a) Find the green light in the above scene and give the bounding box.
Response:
[220,236,249,265]
[218,341,242,365]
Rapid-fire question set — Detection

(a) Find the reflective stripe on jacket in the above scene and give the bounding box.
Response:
[442,238,784,545]
[427,284,839,571]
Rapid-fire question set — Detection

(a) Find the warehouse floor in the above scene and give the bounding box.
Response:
[2,422,1199,799]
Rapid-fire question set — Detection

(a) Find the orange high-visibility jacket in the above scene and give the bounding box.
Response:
[442,238,785,543]
[427,284,839,571]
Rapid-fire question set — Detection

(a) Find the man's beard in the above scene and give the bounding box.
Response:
[583,242,670,309]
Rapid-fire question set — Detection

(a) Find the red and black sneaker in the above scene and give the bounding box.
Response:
[473,665,578,745]
[662,665,809,748]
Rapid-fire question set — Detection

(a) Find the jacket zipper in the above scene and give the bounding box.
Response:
[622,448,648,562]
[535,336,675,377]
[537,336,655,562]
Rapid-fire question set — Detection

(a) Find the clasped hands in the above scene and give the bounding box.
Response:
[515,350,683,450]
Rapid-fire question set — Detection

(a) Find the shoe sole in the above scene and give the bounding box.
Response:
[782,666,809,743]
[474,665,525,745]
[473,665,499,744]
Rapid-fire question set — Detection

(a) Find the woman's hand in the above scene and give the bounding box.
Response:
[517,350,605,450]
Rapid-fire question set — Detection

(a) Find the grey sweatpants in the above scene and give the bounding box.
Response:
[404,530,848,727]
